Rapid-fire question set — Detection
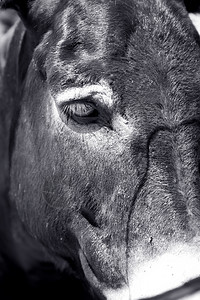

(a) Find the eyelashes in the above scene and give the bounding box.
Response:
[60,100,100,125]
[54,82,114,128]
[62,102,96,117]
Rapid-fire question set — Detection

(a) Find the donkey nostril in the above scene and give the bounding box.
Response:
[80,207,99,228]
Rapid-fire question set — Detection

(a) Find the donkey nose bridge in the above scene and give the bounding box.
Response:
[124,127,200,243]
[173,143,200,228]
[146,124,200,192]
[125,125,200,240]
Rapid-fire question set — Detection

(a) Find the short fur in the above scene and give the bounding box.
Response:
[1,0,200,299]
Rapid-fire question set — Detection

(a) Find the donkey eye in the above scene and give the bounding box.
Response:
[68,102,95,117]
[62,101,99,124]
[55,83,113,127]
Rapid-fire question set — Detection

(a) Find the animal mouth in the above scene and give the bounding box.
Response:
[79,249,102,290]
[101,243,200,300]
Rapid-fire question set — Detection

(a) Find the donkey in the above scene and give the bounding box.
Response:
[1,1,200,299]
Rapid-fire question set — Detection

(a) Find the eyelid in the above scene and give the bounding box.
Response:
[64,102,96,116]
[55,83,114,108]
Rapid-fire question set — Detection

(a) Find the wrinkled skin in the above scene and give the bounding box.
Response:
[1,0,200,299]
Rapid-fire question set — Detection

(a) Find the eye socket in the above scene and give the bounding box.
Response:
[55,83,113,129]
[61,99,99,125]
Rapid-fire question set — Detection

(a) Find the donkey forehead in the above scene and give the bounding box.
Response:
[43,0,187,44]
[41,0,194,75]
[33,0,200,120]
[47,0,136,54]
[38,0,135,97]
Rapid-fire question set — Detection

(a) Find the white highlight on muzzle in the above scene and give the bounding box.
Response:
[104,244,200,300]
[128,251,200,299]
[182,292,200,300]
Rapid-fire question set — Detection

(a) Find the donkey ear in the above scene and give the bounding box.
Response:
[0,1,35,31]
[0,1,30,18]
[0,0,59,33]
